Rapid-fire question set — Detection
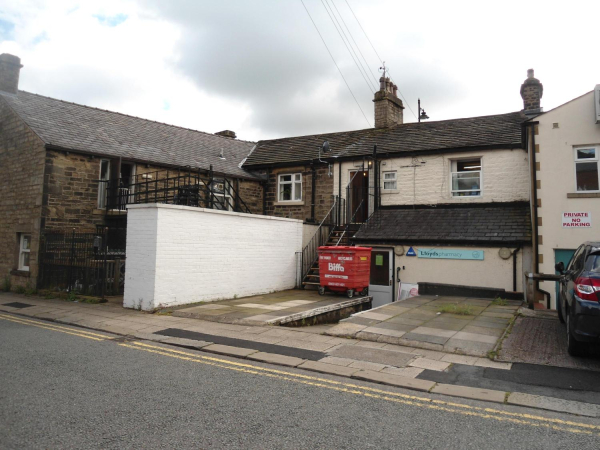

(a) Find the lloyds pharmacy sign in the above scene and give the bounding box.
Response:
[418,248,484,261]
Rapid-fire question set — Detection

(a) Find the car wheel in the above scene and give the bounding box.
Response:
[557,294,565,324]
[566,311,584,357]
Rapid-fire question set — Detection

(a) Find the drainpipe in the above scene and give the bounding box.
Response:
[373,145,378,211]
[338,160,342,225]
[512,246,521,292]
[262,168,269,215]
[528,122,540,308]
[310,163,316,222]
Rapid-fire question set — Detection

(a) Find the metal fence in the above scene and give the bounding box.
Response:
[99,168,253,214]
[38,228,126,298]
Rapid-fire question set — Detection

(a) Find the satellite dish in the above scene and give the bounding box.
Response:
[322,141,331,153]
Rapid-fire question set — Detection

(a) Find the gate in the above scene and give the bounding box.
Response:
[38,227,126,297]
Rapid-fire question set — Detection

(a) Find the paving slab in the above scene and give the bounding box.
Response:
[297,360,360,377]
[451,331,498,345]
[440,354,479,365]
[473,359,512,370]
[443,338,495,357]
[247,352,305,367]
[431,384,506,403]
[351,370,436,392]
[409,358,451,372]
[318,356,356,367]
[329,345,415,367]
[381,366,424,378]
[325,322,366,337]
[410,326,458,339]
[361,327,406,338]
[348,360,388,372]
[401,333,449,345]
[507,393,600,418]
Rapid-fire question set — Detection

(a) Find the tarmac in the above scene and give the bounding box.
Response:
[1,291,600,418]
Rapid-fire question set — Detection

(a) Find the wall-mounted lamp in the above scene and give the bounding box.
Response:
[418,98,430,123]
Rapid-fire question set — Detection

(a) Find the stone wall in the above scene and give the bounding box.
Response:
[263,165,334,222]
[238,179,263,214]
[0,97,46,288]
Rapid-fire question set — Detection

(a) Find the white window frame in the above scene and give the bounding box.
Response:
[278,173,302,202]
[382,171,397,191]
[18,234,31,272]
[574,146,600,192]
[451,158,482,197]
[212,179,234,211]
[97,159,110,208]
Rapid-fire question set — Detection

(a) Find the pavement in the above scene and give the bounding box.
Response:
[326,295,520,356]
[169,289,371,326]
[1,291,600,419]
[4,318,599,449]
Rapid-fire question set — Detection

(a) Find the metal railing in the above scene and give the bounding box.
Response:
[99,167,253,215]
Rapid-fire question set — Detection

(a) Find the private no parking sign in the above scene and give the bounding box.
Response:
[562,212,592,228]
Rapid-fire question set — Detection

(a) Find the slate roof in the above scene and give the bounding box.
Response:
[353,203,531,245]
[244,111,527,167]
[0,90,258,179]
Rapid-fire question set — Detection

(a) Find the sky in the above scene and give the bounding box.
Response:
[0,0,598,142]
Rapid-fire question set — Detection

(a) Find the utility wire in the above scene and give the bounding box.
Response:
[300,0,372,128]
[330,0,379,86]
[321,0,376,94]
[343,0,419,121]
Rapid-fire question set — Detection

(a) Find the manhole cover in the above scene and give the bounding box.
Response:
[2,302,34,309]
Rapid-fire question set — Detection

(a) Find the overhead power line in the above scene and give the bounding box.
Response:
[300,0,372,128]
[343,0,418,121]
[321,0,376,93]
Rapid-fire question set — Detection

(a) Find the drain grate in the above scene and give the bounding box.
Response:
[2,302,34,309]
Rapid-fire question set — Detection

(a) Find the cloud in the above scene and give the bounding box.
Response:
[93,13,128,27]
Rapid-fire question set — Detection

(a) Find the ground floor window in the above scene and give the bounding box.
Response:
[451,159,481,197]
[19,234,31,271]
[212,179,233,211]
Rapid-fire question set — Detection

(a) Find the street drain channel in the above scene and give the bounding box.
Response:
[155,328,326,361]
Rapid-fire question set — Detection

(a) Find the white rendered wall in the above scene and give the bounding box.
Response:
[124,204,303,310]
[534,91,600,308]
[333,148,529,206]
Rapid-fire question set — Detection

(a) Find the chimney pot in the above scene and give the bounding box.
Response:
[0,53,23,94]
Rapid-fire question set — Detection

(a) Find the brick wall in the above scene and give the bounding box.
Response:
[124,203,303,310]
[263,165,334,222]
[0,97,46,288]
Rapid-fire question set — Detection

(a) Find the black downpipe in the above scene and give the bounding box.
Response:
[262,168,269,215]
[373,145,378,212]
[513,246,521,292]
[310,163,316,222]
[338,160,342,225]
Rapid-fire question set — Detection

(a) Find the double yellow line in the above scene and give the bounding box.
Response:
[2,312,599,435]
[0,313,109,341]
[120,341,600,436]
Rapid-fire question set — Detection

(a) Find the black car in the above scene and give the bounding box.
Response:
[555,242,600,356]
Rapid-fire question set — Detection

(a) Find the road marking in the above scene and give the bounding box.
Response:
[120,341,599,435]
[0,313,107,341]
[2,312,598,435]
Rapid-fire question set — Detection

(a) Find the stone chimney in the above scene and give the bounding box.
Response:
[373,77,404,128]
[215,130,236,139]
[520,69,543,114]
[0,53,23,94]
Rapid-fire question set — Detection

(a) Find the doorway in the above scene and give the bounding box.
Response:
[349,170,369,223]
[554,249,575,308]
[369,248,394,308]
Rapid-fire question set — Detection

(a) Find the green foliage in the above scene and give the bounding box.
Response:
[492,298,508,306]
[436,303,474,316]
[1,276,11,292]
[14,285,26,294]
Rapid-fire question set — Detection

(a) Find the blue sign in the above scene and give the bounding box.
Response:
[406,246,416,257]
[417,248,484,260]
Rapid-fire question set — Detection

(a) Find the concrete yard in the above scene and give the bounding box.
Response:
[169,289,371,326]
[326,295,521,357]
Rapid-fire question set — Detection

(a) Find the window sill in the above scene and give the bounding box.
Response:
[381,190,399,194]
[10,269,30,278]
[567,192,600,198]
[274,201,304,206]
[451,195,482,199]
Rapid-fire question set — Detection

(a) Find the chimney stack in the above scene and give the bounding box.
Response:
[373,76,404,128]
[0,53,22,94]
[215,130,236,139]
[520,68,543,115]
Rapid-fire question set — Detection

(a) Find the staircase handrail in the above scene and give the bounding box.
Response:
[300,197,339,281]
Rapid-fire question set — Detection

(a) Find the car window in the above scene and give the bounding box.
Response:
[567,245,585,271]
[585,248,600,272]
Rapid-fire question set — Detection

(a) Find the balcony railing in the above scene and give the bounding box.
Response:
[98,168,253,215]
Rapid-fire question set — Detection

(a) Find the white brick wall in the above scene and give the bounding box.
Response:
[334,148,529,205]
[124,204,303,311]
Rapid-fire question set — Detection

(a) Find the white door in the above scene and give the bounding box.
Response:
[369,248,394,308]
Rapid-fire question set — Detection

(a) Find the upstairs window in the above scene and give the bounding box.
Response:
[278,173,302,202]
[383,171,397,190]
[19,234,31,271]
[451,159,481,197]
[98,160,110,208]
[575,147,599,192]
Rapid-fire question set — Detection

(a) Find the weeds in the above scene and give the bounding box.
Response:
[14,285,26,294]
[437,303,474,316]
[1,276,11,292]
[492,298,508,306]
